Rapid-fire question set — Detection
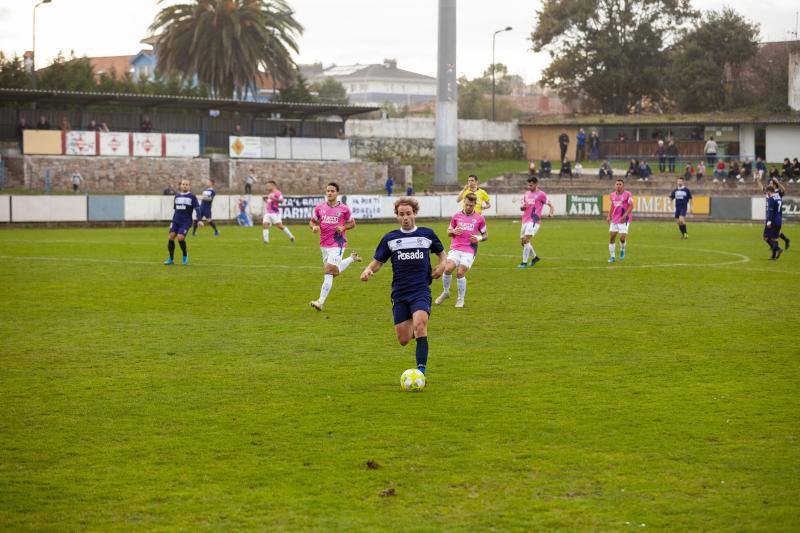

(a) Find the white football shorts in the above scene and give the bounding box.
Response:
[320,246,345,267]
[262,212,282,225]
[520,221,541,238]
[609,222,630,234]
[447,249,476,269]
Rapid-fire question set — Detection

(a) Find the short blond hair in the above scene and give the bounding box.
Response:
[394,196,419,214]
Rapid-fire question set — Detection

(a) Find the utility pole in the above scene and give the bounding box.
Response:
[434,0,457,186]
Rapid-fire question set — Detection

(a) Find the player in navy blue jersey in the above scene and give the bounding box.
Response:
[763,184,784,260]
[165,179,199,265]
[669,177,693,239]
[769,177,791,250]
[192,178,219,236]
[360,197,447,375]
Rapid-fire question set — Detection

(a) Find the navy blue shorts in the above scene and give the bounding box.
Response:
[763,224,781,239]
[675,207,687,218]
[198,204,213,219]
[392,293,432,325]
[169,221,191,235]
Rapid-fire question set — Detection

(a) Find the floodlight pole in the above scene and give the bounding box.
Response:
[32,0,52,91]
[434,0,457,186]
[491,26,512,122]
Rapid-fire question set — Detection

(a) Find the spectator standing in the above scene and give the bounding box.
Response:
[558,130,570,163]
[755,158,766,182]
[233,123,243,136]
[36,116,50,130]
[406,182,414,196]
[59,117,71,132]
[528,159,537,177]
[99,122,110,133]
[656,140,666,172]
[336,128,346,140]
[792,158,800,183]
[385,176,394,196]
[71,171,83,194]
[163,181,176,195]
[244,169,256,195]
[140,115,153,132]
[617,131,627,141]
[87,119,99,131]
[696,161,705,181]
[704,136,718,165]
[598,160,613,179]
[16,117,28,153]
[576,128,586,162]
[589,130,600,160]
[666,140,679,173]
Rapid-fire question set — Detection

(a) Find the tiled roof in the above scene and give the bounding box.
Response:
[88,55,135,78]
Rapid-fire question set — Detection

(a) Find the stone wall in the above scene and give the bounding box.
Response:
[349,137,525,161]
[223,159,388,195]
[15,155,209,193]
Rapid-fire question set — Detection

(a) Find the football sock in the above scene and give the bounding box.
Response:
[262,229,270,243]
[526,242,536,259]
[620,241,627,252]
[192,221,198,235]
[679,224,687,235]
[282,227,295,240]
[178,240,187,257]
[608,243,616,257]
[769,239,780,252]
[442,272,452,293]
[457,277,467,300]
[318,274,333,304]
[521,245,529,263]
[167,239,175,259]
[780,233,788,244]
[210,222,218,233]
[415,336,428,373]
[339,256,354,272]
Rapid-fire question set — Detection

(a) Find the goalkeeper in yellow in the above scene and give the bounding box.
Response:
[457,174,491,214]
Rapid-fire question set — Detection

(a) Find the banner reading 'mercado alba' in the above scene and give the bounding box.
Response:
[602,194,710,217]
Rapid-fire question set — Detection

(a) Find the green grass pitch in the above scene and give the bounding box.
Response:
[1,219,798,530]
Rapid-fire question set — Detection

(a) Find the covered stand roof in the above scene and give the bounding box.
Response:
[0,88,379,119]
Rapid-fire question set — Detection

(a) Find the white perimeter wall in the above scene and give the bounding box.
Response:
[11,196,87,222]
[346,118,520,142]
[0,195,9,222]
[765,125,800,163]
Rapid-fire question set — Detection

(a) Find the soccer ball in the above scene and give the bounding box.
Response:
[400,369,426,392]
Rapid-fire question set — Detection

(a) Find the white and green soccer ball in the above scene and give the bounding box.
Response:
[400,369,426,392]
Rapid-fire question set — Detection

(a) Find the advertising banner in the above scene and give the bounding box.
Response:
[99,131,130,156]
[65,131,97,155]
[567,194,602,216]
[229,136,261,158]
[132,133,163,157]
[23,130,62,155]
[164,134,199,157]
[260,137,276,159]
[344,195,382,219]
[279,195,325,220]
[602,194,710,216]
[781,196,800,219]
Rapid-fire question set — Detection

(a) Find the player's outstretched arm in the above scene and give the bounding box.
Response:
[360,260,383,282]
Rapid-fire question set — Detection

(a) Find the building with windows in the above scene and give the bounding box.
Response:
[301,59,436,108]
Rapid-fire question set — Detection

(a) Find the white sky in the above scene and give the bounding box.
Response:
[0,0,798,83]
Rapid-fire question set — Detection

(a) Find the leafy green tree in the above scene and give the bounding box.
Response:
[150,0,303,99]
[310,77,349,104]
[669,8,760,112]
[0,52,32,88]
[277,73,317,103]
[531,0,695,114]
[38,52,96,91]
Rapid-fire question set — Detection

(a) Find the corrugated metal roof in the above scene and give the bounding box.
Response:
[519,112,800,126]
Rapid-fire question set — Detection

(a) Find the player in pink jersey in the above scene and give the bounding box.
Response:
[518,176,554,268]
[434,193,488,308]
[308,182,361,311]
[261,180,295,244]
[607,178,634,262]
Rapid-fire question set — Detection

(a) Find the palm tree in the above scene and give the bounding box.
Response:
[150,0,303,99]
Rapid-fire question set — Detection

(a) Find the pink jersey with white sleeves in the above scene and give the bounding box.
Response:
[264,189,283,214]
[312,201,353,247]
[521,190,549,224]
[449,210,487,254]
[610,190,633,224]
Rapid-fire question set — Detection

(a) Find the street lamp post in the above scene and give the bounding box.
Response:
[491,26,512,122]
[32,0,52,91]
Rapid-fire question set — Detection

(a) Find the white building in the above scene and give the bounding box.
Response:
[302,59,436,108]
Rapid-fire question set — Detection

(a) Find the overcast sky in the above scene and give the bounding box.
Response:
[0,0,798,83]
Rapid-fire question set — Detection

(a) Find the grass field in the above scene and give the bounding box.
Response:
[1,219,798,530]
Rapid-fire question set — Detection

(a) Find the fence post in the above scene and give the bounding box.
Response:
[45,169,51,194]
